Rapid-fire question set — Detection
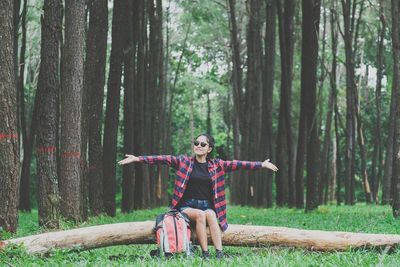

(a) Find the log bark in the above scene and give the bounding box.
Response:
[1,222,400,254]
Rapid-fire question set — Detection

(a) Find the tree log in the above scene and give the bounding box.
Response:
[1,221,399,254]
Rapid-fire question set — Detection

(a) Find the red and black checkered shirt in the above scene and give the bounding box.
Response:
[139,155,262,232]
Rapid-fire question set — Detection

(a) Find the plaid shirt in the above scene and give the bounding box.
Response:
[139,155,262,232]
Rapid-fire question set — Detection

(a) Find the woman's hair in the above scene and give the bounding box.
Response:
[195,134,215,159]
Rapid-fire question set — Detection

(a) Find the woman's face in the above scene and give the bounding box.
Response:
[193,135,212,157]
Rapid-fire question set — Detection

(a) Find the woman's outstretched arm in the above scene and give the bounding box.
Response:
[220,158,278,172]
[118,154,180,169]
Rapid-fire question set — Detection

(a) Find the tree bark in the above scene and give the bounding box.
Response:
[340,0,364,205]
[0,0,20,234]
[355,93,373,203]
[18,0,32,212]
[156,0,169,206]
[3,222,400,254]
[329,4,341,205]
[103,0,128,216]
[60,0,86,222]
[275,0,295,207]
[245,0,263,206]
[382,0,395,203]
[301,0,321,212]
[121,0,137,213]
[262,0,276,208]
[391,0,400,217]
[134,0,151,209]
[318,1,330,205]
[85,0,108,216]
[227,0,243,205]
[36,0,62,228]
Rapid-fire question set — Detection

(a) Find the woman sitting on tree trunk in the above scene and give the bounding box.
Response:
[118,133,278,259]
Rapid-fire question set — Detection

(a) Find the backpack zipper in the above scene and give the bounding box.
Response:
[173,215,178,251]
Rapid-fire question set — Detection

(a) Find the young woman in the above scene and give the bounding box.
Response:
[118,134,278,259]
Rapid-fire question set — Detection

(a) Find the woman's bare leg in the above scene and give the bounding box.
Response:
[182,208,208,251]
[205,209,222,250]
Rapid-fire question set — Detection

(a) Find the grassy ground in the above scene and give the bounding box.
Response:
[1,204,400,266]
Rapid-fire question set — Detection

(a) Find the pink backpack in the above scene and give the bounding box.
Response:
[152,209,192,257]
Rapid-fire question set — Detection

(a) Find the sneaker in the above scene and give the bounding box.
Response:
[216,249,225,259]
[202,250,210,259]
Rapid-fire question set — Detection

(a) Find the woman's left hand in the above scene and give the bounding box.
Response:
[262,159,278,172]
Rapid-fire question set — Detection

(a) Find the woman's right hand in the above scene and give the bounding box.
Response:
[118,154,139,165]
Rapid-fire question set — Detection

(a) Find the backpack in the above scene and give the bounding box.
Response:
[151,209,192,257]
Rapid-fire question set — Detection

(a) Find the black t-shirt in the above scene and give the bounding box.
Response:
[183,158,213,201]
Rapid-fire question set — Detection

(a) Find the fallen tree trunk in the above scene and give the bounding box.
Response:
[1,221,399,254]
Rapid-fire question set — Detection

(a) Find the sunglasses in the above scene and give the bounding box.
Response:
[194,140,208,147]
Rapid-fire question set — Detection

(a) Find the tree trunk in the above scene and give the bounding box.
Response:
[302,0,321,212]
[156,0,168,206]
[318,1,330,205]
[371,0,385,203]
[121,0,137,213]
[60,0,86,222]
[391,0,400,217]
[103,0,128,216]
[330,139,337,202]
[381,2,394,200]
[262,0,276,208]
[228,0,244,205]
[341,0,364,205]
[0,0,20,234]
[275,0,295,207]
[85,0,108,216]
[245,0,263,206]
[80,10,89,223]
[329,4,341,205]
[3,222,400,255]
[36,0,62,228]
[18,0,32,212]
[355,94,373,203]
[134,0,151,210]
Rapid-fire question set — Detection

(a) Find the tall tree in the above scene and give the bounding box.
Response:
[329,2,340,204]
[391,0,400,218]
[122,0,137,213]
[299,0,321,212]
[261,0,276,208]
[276,0,295,206]
[156,0,169,206]
[60,0,86,222]
[371,0,385,203]
[340,0,365,205]
[382,0,394,205]
[245,0,263,206]
[36,0,62,228]
[85,0,108,215]
[18,0,33,212]
[318,1,332,205]
[227,0,243,205]
[134,0,148,210]
[0,0,20,234]
[103,0,129,216]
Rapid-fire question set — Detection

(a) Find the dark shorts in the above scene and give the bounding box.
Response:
[179,198,214,212]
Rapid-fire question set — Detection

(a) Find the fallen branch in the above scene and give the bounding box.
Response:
[1,221,399,254]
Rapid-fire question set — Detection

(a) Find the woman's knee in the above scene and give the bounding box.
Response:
[193,210,206,224]
[205,210,217,224]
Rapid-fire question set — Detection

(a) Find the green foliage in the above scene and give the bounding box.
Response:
[2,205,400,266]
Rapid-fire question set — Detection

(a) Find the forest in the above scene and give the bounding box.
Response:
[1,0,400,260]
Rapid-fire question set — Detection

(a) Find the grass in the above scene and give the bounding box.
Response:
[1,204,400,266]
